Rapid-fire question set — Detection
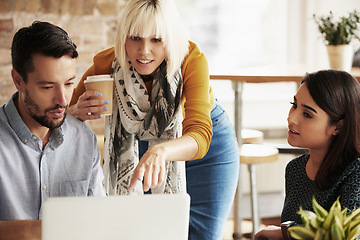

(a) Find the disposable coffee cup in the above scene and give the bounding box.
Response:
[84,75,114,116]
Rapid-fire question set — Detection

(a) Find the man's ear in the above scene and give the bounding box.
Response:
[11,68,24,91]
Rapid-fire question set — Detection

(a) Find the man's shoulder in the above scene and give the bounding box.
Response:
[0,104,11,131]
[0,104,6,120]
[65,114,87,125]
[63,115,95,136]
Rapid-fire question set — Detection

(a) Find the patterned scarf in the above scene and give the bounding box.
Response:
[102,58,186,195]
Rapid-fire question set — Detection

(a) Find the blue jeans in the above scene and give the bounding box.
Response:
[186,100,239,240]
[139,100,239,240]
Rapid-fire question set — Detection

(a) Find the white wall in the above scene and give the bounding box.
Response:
[305,0,360,68]
[175,0,360,131]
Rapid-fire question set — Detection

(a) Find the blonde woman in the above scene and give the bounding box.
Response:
[69,0,239,239]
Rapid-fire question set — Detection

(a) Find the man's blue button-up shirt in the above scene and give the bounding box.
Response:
[0,93,106,220]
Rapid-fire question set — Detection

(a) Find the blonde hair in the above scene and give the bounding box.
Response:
[115,0,189,77]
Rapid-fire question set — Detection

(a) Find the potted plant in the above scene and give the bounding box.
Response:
[313,10,360,72]
[288,197,360,240]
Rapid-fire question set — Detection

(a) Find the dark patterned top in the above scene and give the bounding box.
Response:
[281,153,360,224]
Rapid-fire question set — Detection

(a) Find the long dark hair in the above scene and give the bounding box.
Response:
[11,21,78,82]
[302,69,360,190]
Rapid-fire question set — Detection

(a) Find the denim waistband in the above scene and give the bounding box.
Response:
[211,98,226,124]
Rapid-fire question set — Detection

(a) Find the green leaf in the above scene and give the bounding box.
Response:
[313,196,328,219]
[289,226,316,240]
[345,208,360,227]
[313,10,360,45]
[298,206,317,227]
[295,195,360,239]
[347,224,360,240]
[331,223,344,239]
[314,227,326,240]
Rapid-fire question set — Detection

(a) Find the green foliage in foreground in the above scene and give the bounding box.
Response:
[289,197,360,240]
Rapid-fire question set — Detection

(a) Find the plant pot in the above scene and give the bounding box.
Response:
[326,44,354,72]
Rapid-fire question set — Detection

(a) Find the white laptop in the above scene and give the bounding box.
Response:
[42,193,190,240]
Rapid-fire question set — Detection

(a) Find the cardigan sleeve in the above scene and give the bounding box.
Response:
[70,47,115,106]
[180,41,213,159]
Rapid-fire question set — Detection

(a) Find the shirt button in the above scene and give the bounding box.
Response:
[43,185,47,190]
[24,138,28,143]
[32,136,37,139]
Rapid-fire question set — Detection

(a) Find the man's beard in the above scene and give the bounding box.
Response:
[24,90,67,129]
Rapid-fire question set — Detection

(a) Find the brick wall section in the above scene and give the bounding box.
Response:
[0,0,128,134]
[0,0,121,15]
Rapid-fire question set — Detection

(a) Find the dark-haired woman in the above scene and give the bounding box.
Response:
[255,69,360,240]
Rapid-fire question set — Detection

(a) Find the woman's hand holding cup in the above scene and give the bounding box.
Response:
[68,74,114,121]
[67,90,109,121]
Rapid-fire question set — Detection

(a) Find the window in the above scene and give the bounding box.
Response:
[175,0,360,130]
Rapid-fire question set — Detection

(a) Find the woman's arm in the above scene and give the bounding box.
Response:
[68,47,115,121]
[128,135,198,192]
[254,226,283,240]
[0,220,41,240]
[180,41,213,159]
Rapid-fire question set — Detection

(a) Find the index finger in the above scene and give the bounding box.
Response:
[79,90,103,101]
[128,168,145,192]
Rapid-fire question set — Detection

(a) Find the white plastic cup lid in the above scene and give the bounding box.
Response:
[84,77,114,83]
[87,74,111,79]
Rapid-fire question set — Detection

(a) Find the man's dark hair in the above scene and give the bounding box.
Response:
[11,21,78,82]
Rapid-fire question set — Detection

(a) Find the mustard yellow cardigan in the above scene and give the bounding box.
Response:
[71,41,214,159]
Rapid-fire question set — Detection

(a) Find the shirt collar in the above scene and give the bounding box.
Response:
[4,92,64,150]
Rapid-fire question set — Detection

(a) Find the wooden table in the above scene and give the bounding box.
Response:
[211,66,360,144]
[210,66,360,239]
